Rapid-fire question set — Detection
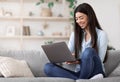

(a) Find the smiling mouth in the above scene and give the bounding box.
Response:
[79,23,84,26]
[81,26,85,28]
[80,24,84,27]
[77,23,85,27]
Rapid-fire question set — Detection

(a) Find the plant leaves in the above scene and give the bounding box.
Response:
[48,2,54,8]
[36,2,41,5]
[36,0,44,6]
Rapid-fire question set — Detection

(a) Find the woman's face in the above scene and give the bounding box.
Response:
[75,12,88,29]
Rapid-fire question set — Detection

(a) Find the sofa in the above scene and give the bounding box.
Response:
[0,49,120,82]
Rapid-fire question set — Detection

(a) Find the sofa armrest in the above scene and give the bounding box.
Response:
[104,50,120,76]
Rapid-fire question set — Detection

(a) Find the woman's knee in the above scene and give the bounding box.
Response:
[44,63,54,75]
[82,47,97,59]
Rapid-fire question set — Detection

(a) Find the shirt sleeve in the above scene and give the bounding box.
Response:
[68,32,75,53]
[97,31,108,62]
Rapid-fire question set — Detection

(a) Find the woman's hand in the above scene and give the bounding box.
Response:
[65,53,80,64]
[64,53,80,64]
[65,60,80,64]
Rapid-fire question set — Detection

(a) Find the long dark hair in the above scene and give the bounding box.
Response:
[74,3,102,59]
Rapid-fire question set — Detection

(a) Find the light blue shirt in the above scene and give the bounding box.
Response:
[68,28,108,72]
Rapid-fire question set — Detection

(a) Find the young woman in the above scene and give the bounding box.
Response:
[44,3,108,80]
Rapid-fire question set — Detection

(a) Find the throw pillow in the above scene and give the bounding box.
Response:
[109,63,120,77]
[0,72,3,77]
[0,56,34,77]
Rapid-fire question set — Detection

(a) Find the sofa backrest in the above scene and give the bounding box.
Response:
[0,49,49,77]
[0,49,120,77]
[104,50,120,76]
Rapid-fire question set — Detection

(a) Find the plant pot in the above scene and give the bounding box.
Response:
[40,8,52,17]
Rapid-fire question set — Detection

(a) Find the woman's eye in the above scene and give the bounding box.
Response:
[79,17,84,19]
[75,16,84,21]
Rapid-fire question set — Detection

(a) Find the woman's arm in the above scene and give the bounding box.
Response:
[68,32,75,53]
[97,31,108,62]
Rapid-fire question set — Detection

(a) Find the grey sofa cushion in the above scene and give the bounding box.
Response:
[76,77,120,82]
[104,50,120,76]
[0,49,49,77]
[37,77,75,82]
[109,62,120,77]
[0,77,75,82]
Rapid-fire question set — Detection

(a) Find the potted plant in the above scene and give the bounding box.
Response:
[36,0,59,17]
[36,0,77,17]
[66,0,77,17]
[66,0,77,27]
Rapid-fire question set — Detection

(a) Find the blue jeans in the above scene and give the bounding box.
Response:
[44,48,105,80]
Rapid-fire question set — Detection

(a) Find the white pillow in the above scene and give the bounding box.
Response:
[0,72,3,77]
[0,56,34,77]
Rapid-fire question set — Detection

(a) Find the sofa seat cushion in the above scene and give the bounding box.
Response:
[76,77,120,82]
[37,77,75,82]
[0,77,74,82]
[0,56,34,77]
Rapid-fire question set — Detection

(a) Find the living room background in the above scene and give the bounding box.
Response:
[0,0,73,50]
[0,0,120,50]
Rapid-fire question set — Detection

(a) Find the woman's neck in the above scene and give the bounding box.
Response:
[84,27,91,42]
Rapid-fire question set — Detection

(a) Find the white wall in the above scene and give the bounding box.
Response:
[77,0,120,50]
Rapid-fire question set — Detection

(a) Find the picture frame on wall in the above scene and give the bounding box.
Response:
[6,25,15,36]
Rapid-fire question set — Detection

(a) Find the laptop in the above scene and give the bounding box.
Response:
[41,42,76,63]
